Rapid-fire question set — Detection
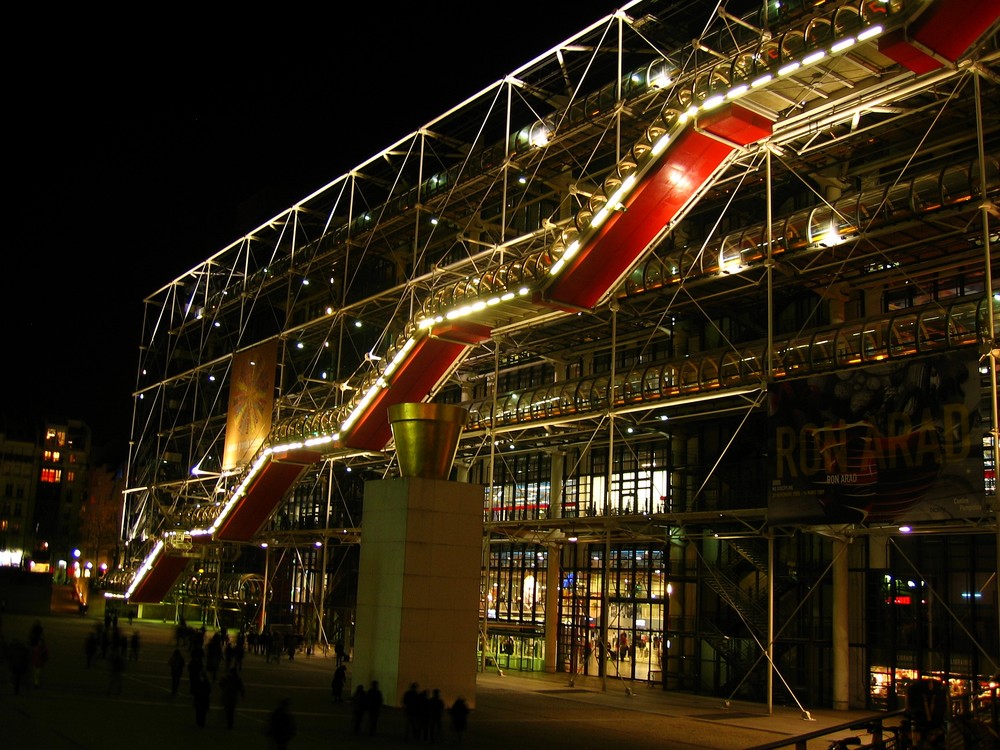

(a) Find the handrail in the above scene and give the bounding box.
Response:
[745,709,907,750]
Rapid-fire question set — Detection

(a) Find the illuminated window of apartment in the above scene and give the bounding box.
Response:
[69,454,77,464]
[43,450,61,463]
[45,428,67,447]
[66,471,75,483]
[45,428,67,446]
[40,468,62,483]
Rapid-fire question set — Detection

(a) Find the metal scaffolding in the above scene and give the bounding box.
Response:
[111,0,999,710]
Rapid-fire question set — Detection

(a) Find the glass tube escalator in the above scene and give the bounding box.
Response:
[464,296,995,432]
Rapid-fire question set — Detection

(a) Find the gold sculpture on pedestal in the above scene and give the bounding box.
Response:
[387,402,468,480]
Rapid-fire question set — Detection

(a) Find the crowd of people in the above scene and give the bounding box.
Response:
[3,613,474,746]
[346,677,470,743]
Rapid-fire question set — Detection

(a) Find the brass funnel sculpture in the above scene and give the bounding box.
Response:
[388,402,468,480]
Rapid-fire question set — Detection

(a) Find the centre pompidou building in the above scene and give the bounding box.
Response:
[108,0,999,712]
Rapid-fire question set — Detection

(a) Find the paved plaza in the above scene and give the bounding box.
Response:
[0,594,883,750]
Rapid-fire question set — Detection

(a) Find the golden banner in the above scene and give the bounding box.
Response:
[222,340,278,471]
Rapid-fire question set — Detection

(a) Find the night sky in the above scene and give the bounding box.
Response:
[3,2,621,451]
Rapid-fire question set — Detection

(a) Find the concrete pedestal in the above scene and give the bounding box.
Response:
[352,477,484,709]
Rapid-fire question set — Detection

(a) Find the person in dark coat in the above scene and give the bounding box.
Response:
[366,680,384,736]
[449,697,470,745]
[219,667,245,729]
[6,639,30,694]
[30,636,49,687]
[188,651,204,695]
[205,634,223,681]
[84,631,98,667]
[351,685,367,733]
[193,671,211,727]
[428,688,445,743]
[331,663,346,702]
[403,682,421,739]
[266,698,296,750]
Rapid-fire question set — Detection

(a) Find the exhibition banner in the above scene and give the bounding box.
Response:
[768,352,986,525]
[222,339,279,471]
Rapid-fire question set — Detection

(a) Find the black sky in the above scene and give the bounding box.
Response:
[3,2,622,449]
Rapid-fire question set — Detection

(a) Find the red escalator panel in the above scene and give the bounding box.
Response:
[543,105,771,311]
[880,0,1000,73]
[215,449,322,541]
[129,553,189,603]
[343,322,490,451]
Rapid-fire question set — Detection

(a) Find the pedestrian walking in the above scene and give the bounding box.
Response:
[30,636,49,688]
[428,688,445,743]
[219,667,245,729]
[6,639,30,694]
[266,698,296,749]
[403,682,421,739]
[28,620,43,647]
[351,684,367,733]
[188,651,203,695]
[193,672,211,727]
[84,631,97,667]
[206,634,223,681]
[449,697,470,745]
[234,637,245,672]
[367,680,384,736]
[168,647,185,696]
[331,663,346,702]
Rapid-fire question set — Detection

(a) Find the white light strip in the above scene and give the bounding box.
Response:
[589,174,638,230]
[562,240,581,262]
[305,434,336,447]
[857,24,883,42]
[125,540,164,599]
[651,133,671,156]
[702,94,725,110]
[830,37,856,53]
[383,337,416,376]
[207,448,274,533]
[341,382,382,432]
[778,61,800,77]
[591,206,612,228]
[337,336,421,434]
[802,50,826,65]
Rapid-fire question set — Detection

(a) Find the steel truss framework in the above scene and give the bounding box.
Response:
[113,0,1000,709]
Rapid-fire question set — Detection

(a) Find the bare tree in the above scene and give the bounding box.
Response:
[80,464,124,571]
